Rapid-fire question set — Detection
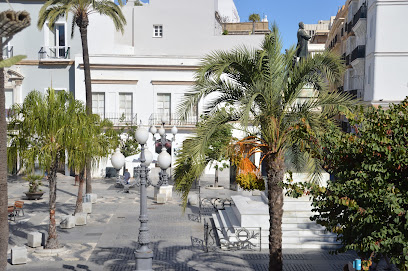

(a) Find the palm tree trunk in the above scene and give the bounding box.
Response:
[45,158,60,249]
[0,38,9,271]
[79,21,93,194]
[266,154,285,271]
[74,170,85,214]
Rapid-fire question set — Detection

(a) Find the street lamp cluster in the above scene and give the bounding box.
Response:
[110,116,177,271]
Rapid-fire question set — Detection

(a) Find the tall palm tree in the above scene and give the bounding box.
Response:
[176,26,356,271]
[8,89,87,249]
[38,0,126,194]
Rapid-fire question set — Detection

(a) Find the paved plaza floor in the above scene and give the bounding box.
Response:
[6,170,394,271]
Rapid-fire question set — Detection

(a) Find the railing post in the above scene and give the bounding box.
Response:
[204,219,209,253]
[198,184,202,223]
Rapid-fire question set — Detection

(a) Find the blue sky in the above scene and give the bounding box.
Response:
[234,0,346,49]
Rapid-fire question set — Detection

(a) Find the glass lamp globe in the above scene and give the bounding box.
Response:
[161,115,167,124]
[157,147,171,170]
[171,125,178,136]
[158,127,165,136]
[111,148,125,170]
[149,126,157,135]
[141,148,153,166]
[135,127,149,144]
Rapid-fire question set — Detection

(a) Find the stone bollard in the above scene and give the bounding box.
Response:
[82,202,92,214]
[75,213,87,226]
[60,215,76,229]
[86,193,97,204]
[27,232,42,248]
[11,246,27,265]
[187,194,198,206]
[156,193,167,204]
[40,231,47,247]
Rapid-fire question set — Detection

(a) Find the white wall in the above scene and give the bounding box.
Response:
[365,0,408,103]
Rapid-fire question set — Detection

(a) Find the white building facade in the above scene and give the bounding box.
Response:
[343,0,408,105]
[74,0,265,177]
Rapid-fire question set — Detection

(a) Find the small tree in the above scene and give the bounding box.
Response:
[200,120,232,187]
[8,89,89,249]
[68,114,117,214]
[174,115,232,202]
[248,13,260,34]
[286,99,408,270]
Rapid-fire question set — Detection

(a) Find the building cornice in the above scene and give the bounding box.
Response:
[91,79,139,85]
[80,64,199,71]
[151,80,195,85]
[17,60,75,66]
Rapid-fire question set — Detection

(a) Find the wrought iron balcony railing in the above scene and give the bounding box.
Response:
[352,3,367,27]
[38,46,70,60]
[148,113,198,127]
[350,45,366,63]
[96,112,137,126]
[2,45,13,59]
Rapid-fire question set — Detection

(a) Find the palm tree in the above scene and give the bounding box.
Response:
[38,0,127,194]
[8,89,88,249]
[248,13,260,34]
[176,26,356,271]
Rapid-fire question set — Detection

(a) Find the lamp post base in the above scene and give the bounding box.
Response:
[135,249,153,271]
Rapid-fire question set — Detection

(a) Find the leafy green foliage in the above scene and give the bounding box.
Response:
[174,115,232,207]
[25,175,43,193]
[0,55,26,68]
[116,116,139,158]
[37,0,126,38]
[289,99,408,270]
[248,13,260,22]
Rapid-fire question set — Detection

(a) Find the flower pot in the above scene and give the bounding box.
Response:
[24,191,44,200]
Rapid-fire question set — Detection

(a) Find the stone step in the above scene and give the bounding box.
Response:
[282,230,336,237]
[282,242,341,249]
[283,210,315,218]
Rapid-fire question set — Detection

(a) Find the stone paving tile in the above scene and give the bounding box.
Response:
[7,173,400,271]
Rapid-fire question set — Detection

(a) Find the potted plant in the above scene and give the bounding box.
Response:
[24,174,45,200]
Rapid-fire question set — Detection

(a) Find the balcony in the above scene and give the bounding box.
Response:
[38,46,70,60]
[148,113,198,127]
[97,112,137,126]
[2,45,13,59]
[350,45,365,63]
[352,4,367,28]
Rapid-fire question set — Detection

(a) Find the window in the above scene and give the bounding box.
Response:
[119,93,132,121]
[92,93,105,118]
[157,94,171,122]
[153,25,163,37]
[5,89,13,116]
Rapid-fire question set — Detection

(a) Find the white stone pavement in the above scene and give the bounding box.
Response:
[5,171,397,271]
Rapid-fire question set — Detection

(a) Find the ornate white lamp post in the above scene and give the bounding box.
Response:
[133,126,154,270]
[111,143,154,270]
